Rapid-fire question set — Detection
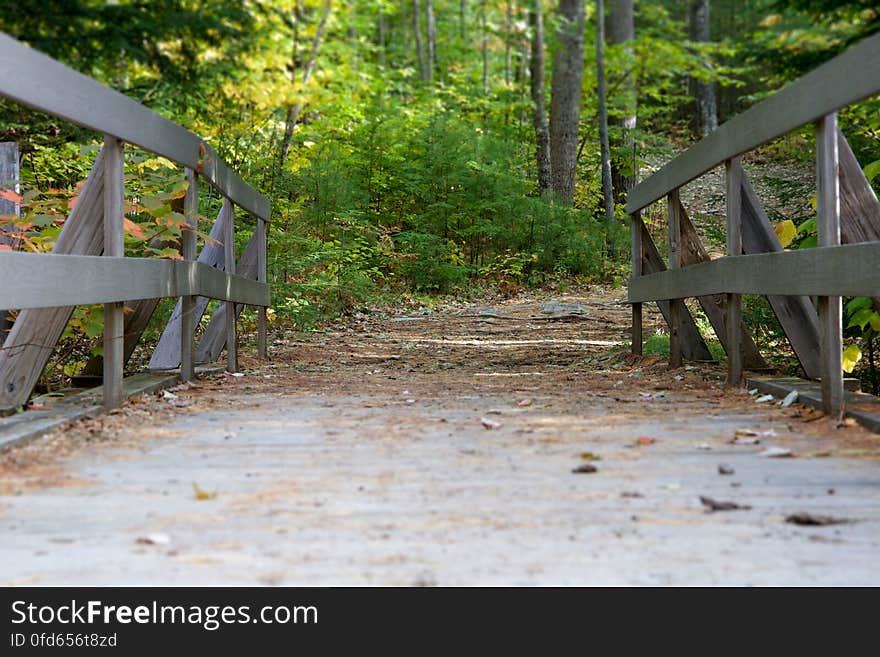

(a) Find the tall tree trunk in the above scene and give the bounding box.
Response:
[529,0,551,196]
[596,0,614,221]
[378,9,387,68]
[460,0,468,40]
[691,0,717,136]
[413,0,427,81]
[606,0,636,204]
[279,0,332,169]
[549,0,585,205]
[481,0,489,93]
[504,2,513,85]
[426,0,438,81]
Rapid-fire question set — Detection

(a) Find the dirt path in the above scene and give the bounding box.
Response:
[2,287,879,585]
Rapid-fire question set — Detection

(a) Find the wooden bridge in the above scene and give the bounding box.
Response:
[0,33,879,586]
[0,33,270,423]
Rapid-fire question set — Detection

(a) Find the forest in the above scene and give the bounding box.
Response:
[0,0,879,390]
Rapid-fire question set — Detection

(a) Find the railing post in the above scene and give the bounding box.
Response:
[816,113,843,415]
[180,168,198,382]
[256,216,268,359]
[223,199,238,373]
[102,135,125,409]
[630,210,642,356]
[725,156,743,386]
[667,189,683,368]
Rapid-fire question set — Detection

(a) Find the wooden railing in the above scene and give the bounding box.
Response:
[626,32,880,415]
[0,33,270,411]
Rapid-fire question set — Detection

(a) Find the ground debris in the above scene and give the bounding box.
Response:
[480,417,501,430]
[718,464,735,475]
[572,464,598,474]
[699,496,752,512]
[759,446,795,458]
[785,512,853,526]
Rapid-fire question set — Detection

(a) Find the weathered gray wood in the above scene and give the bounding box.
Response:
[0,34,270,220]
[817,114,844,415]
[637,217,715,362]
[195,230,263,364]
[667,190,683,368]
[725,157,743,386]
[0,252,269,309]
[102,136,125,409]
[676,197,767,370]
[180,169,198,382]
[256,217,268,359]
[740,172,822,379]
[223,200,237,373]
[628,241,880,302]
[630,210,642,356]
[148,200,232,371]
[0,148,106,412]
[626,32,880,213]
[0,141,19,343]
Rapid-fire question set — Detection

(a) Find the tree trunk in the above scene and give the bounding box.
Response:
[279,0,332,169]
[426,0,438,81]
[549,0,585,205]
[378,9,387,68]
[460,0,468,40]
[606,0,636,204]
[504,2,513,85]
[481,0,489,93]
[413,0,427,81]
[596,0,614,221]
[529,0,551,196]
[691,0,717,136]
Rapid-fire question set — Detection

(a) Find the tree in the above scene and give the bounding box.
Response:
[690,0,718,136]
[596,0,614,221]
[426,0,438,81]
[606,0,635,203]
[413,0,427,81]
[549,0,585,204]
[529,0,552,196]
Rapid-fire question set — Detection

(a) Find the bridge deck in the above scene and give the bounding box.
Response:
[2,290,879,585]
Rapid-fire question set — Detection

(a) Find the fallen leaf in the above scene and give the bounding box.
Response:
[700,496,751,512]
[516,398,533,407]
[579,452,601,461]
[480,417,501,430]
[755,394,774,403]
[785,513,852,526]
[192,482,217,500]
[718,464,735,475]
[695,443,712,450]
[621,491,643,498]
[135,533,171,546]
[571,464,598,474]
[780,390,799,407]
[162,390,177,399]
[636,437,656,445]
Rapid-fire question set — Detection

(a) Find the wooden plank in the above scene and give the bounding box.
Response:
[223,200,237,373]
[740,172,822,379]
[256,217,268,359]
[676,197,768,370]
[725,157,743,386]
[628,241,880,302]
[638,218,715,362]
[0,34,270,220]
[0,141,19,343]
[816,114,844,415]
[195,230,264,364]
[102,136,125,409]
[148,200,232,371]
[626,32,880,214]
[180,169,198,382]
[630,211,643,356]
[667,190,683,368]
[0,147,106,413]
[0,252,269,309]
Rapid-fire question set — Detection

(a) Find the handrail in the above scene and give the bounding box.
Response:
[626,31,880,214]
[0,32,270,220]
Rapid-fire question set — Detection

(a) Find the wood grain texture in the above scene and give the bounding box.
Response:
[0,34,269,220]
[667,190,683,368]
[0,148,106,412]
[637,217,714,362]
[630,211,642,356]
[626,32,880,213]
[628,241,880,301]
[148,200,231,371]
[103,137,125,408]
[816,114,843,414]
[725,158,743,386]
[256,217,268,359]
[222,200,237,373]
[180,168,198,382]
